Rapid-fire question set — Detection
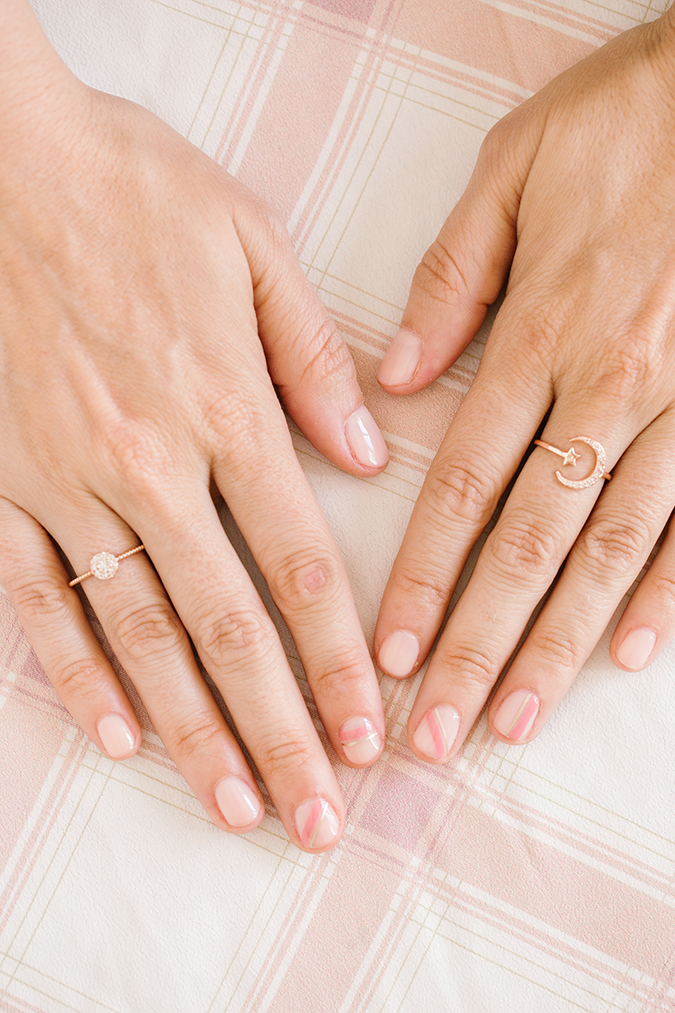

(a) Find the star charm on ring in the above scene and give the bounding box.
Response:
[534,437,612,489]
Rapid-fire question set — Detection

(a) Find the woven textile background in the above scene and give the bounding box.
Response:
[2,1,675,1011]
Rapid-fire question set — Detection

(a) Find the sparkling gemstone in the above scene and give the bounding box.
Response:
[90,552,119,580]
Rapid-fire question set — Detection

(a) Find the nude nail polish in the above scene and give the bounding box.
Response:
[493,689,539,742]
[295,798,340,849]
[339,716,382,765]
[97,713,136,759]
[345,406,388,468]
[377,327,422,387]
[378,630,420,678]
[214,777,262,827]
[616,627,656,670]
[412,705,460,761]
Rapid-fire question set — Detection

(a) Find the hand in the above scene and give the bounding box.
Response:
[0,9,388,851]
[374,12,675,760]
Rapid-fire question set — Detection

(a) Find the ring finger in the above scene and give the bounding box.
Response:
[44,497,267,835]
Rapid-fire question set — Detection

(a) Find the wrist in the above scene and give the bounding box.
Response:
[0,1,88,186]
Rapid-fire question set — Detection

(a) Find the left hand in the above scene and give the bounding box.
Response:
[374,11,675,760]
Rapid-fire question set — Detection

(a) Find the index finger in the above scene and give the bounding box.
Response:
[374,323,551,680]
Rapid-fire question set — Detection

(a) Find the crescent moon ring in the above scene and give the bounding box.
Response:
[533,436,612,489]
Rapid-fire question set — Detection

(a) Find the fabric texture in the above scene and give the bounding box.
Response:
[2,1,675,1010]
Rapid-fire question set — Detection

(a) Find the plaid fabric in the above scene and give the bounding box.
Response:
[2,0,674,1010]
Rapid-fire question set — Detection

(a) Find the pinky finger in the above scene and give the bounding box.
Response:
[611,514,675,672]
[0,498,141,759]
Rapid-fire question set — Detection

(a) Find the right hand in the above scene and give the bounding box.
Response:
[0,42,387,851]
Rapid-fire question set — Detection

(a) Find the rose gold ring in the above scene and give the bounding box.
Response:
[533,437,612,489]
[69,545,145,587]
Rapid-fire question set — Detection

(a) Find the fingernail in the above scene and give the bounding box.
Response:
[616,627,657,670]
[378,629,420,678]
[345,406,388,468]
[295,798,340,850]
[377,327,422,387]
[493,689,539,742]
[339,716,382,765]
[97,713,136,759]
[214,777,262,827]
[412,705,460,761]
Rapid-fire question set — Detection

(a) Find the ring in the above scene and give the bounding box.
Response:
[533,436,612,489]
[69,545,145,587]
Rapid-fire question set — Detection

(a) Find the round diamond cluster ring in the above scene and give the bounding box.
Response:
[69,545,145,587]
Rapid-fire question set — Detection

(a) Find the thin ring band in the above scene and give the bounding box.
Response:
[534,437,612,489]
[69,545,146,587]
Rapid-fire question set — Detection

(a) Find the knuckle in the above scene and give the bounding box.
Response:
[114,602,184,663]
[99,421,168,497]
[392,566,449,611]
[487,516,559,583]
[50,658,108,697]
[579,517,649,579]
[266,549,340,614]
[259,203,291,247]
[208,390,274,460]
[296,319,354,392]
[479,119,509,163]
[255,734,315,778]
[11,577,70,624]
[414,239,470,307]
[424,461,496,528]
[528,628,580,671]
[592,334,657,403]
[169,714,227,763]
[195,609,272,669]
[518,309,566,362]
[310,651,367,695]
[649,572,675,610]
[437,643,499,689]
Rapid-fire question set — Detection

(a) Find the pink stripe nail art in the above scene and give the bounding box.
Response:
[428,710,448,758]
[493,689,540,742]
[412,705,460,761]
[302,800,324,848]
[339,716,382,765]
[295,798,340,850]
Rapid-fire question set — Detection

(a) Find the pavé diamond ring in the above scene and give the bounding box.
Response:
[533,437,612,489]
[69,545,146,587]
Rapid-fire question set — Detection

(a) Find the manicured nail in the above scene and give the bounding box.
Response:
[493,689,539,742]
[616,627,657,670]
[97,713,136,759]
[339,716,382,765]
[345,406,389,468]
[214,777,262,827]
[377,327,422,387]
[378,629,420,678]
[412,705,460,761]
[295,798,340,849]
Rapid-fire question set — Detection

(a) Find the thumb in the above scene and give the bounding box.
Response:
[232,188,388,476]
[378,105,543,394]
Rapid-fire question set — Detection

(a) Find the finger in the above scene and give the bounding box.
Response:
[377,104,545,394]
[117,486,345,852]
[405,408,633,762]
[488,414,675,740]
[374,315,552,680]
[0,498,141,760]
[210,395,385,770]
[231,184,388,475]
[51,501,266,835]
[611,535,675,672]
